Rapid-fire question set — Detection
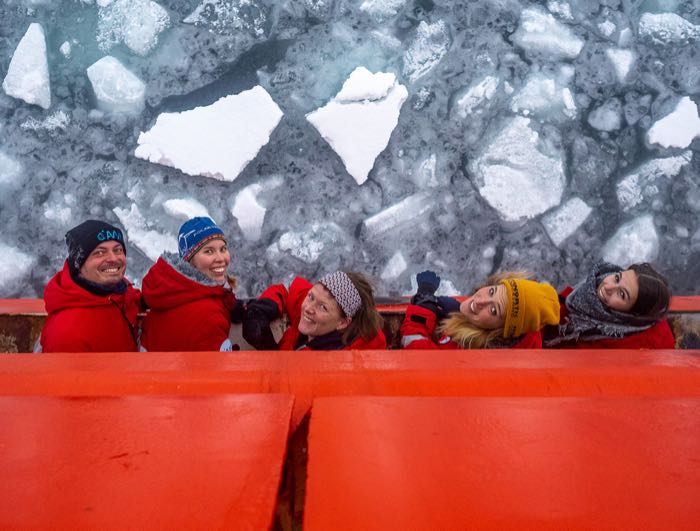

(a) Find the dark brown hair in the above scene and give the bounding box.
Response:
[340,271,384,344]
[629,263,670,318]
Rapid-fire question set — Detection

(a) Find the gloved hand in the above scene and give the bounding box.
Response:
[436,296,460,318]
[416,270,441,296]
[230,299,248,324]
[242,298,280,350]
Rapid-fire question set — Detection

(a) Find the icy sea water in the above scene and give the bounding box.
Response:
[1,0,699,299]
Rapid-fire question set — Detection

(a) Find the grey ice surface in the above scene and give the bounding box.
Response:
[1,0,699,299]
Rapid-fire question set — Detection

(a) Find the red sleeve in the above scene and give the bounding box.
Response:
[260,277,312,326]
[570,319,675,349]
[400,304,439,349]
[512,331,543,348]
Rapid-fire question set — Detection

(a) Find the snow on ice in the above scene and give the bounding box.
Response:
[113,204,177,261]
[512,7,584,60]
[0,242,34,294]
[97,0,170,56]
[87,56,146,114]
[2,23,51,109]
[602,214,660,266]
[162,198,210,221]
[647,97,700,149]
[135,86,283,182]
[542,198,593,247]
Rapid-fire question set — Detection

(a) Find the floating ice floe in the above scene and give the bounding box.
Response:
[266,222,349,264]
[20,111,70,133]
[184,0,270,37]
[0,242,34,293]
[59,41,72,58]
[0,151,22,188]
[598,20,616,37]
[230,183,267,242]
[510,73,576,120]
[646,97,700,149]
[162,198,210,220]
[470,116,565,222]
[602,214,659,266]
[542,197,592,247]
[113,204,177,261]
[87,56,146,114]
[638,13,700,45]
[402,20,450,83]
[605,48,635,83]
[454,76,500,118]
[135,86,283,182]
[306,67,407,185]
[2,23,51,109]
[587,98,622,132]
[361,192,432,239]
[97,0,170,56]
[547,0,573,21]
[360,0,406,18]
[380,251,407,281]
[512,7,584,60]
[616,151,693,211]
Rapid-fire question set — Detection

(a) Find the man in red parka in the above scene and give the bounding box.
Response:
[38,220,141,352]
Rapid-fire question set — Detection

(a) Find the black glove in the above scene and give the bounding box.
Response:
[436,296,460,318]
[411,271,442,315]
[242,298,280,350]
[230,299,247,324]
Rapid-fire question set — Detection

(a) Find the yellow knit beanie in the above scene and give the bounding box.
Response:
[500,279,560,338]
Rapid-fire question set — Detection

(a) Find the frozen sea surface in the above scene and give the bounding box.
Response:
[1,1,699,299]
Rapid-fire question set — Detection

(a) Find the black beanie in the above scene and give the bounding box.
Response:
[65,220,126,275]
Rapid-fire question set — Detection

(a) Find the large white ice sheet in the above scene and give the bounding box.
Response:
[2,23,51,109]
[135,86,284,182]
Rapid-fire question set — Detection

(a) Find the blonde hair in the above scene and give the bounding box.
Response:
[437,271,533,349]
[340,271,384,344]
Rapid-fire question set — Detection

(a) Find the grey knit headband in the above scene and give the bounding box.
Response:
[319,271,362,318]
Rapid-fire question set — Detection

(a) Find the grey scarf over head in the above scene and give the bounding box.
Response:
[545,262,659,346]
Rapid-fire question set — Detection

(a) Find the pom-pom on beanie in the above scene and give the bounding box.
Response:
[178,217,225,261]
[65,220,125,275]
[500,278,560,338]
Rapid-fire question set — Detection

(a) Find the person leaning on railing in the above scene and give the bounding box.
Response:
[542,262,675,349]
[400,270,560,349]
[37,220,142,353]
[241,271,386,351]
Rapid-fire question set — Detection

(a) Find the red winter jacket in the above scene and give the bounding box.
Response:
[40,261,141,353]
[400,303,542,349]
[259,276,387,350]
[140,256,236,351]
[551,286,675,349]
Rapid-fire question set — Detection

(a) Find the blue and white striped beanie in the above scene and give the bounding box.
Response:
[178,217,225,261]
[319,271,362,317]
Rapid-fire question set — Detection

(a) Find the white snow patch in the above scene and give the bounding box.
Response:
[231,183,267,242]
[380,251,407,281]
[266,222,348,264]
[605,48,635,83]
[113,204,177,261]
[587,98,622,132]
[542,197,592,246]
[0,242,34,292]
[598,20,616,37]
[59,41,72,58]
[360,0,406,18]
[162,198,210,220]
[20,111,70,133]
[470,116,566,222]
[616,151,692,211]
[454,76,500,118]
[602,214,659,266]
[2,23,51,109]
[547,1,573,21]
[97,0,170,56]
[135,86,283,182]
[362,192,432,239]
[647,97,700,149]
[402,20,450,83]
[510,73,576,119]
[0,151,23,187]
[87,56,146,114]
[513,7,584,59]
[306,67,407,185]
[638,12,700,44]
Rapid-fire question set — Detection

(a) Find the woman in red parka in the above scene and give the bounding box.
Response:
[139,217,237,352]
[400,270,561,349]
[543,262,675,349]
[242,271,386,351]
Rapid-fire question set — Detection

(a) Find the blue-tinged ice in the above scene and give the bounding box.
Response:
[638,13,700,44]
[87,56,146,114]
[542,198,593,247]
[97,0,170,56]
[402,21,450,83]
[184,0,270,38]
[113,204,177,262]
[0,242,34,294]
[512,7,584,60]
[603,215,660,266]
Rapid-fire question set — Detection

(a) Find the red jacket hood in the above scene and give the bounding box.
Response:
[44,261,138,314]
[142,256,233,311]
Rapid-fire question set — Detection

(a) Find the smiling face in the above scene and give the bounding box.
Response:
[458,284,508,329]
[298,283,350,339]
[189,238,230,282]
[78,241,126,286]
[597,269,639,312]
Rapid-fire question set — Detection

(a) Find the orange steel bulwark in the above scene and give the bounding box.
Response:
[304,396,700,530]
[0,394,293,530]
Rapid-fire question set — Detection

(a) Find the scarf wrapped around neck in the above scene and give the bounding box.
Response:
[545,262,660,347]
